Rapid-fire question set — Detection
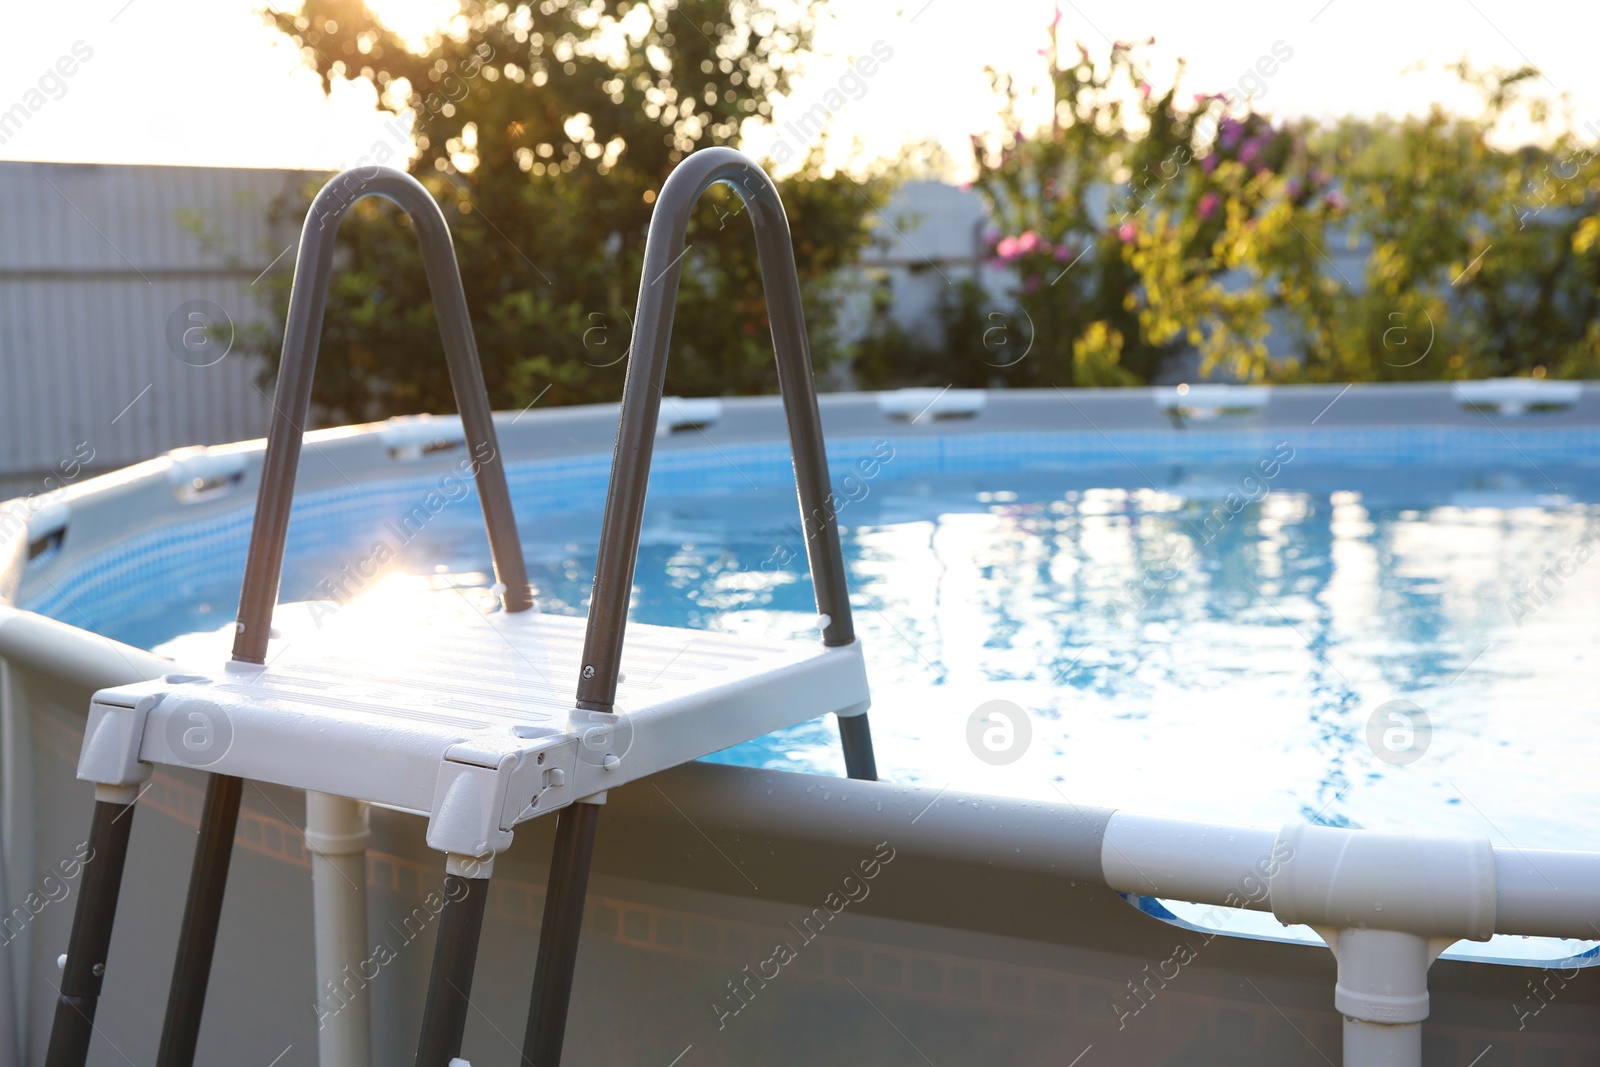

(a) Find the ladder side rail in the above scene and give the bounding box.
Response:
[573,149,859,720]
[233,166,534,666]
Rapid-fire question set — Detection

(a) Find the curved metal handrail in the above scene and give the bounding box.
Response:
[232,167,533,665]
[574,147,857,709]
[524,145,877,1067]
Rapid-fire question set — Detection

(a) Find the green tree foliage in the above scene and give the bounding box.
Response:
[255,0,887,422]
[1289,65,1600,382]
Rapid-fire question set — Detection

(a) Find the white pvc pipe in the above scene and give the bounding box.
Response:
[1103,811,1600,943]
[1100,811,1279,910]
[1343,1018,1421,1066]
[1493,847,1600,938]
[1100,812,1600,1067]
[305,792,372,1067]
[0,605,170,691]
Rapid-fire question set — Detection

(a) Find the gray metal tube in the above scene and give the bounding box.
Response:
[574,148,854,714]
[233,167,532,665]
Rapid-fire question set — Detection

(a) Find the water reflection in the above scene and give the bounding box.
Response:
[678,463,1599,851]
[122,456,1600,851]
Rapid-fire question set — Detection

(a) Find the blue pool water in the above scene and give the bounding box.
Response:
[28,428,1600,859]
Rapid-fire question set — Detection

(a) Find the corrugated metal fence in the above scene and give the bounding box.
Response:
[0,161,312,480]
[0,163,1004,485]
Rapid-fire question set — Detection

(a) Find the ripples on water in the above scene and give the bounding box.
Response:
[132,458,1598,854]
[544,463,1599,856]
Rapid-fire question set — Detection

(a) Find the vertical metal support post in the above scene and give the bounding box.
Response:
[43,796,137,1067]
[521,802,601,1066]
[836,714,878,781]
[414,871,491,1067]
[154,774,242,1067]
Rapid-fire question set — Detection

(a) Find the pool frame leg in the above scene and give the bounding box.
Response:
[414,863,492,1067]
[43,793,138,1067]
[154,773,243,1067]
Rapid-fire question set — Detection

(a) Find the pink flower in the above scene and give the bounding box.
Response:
[1051,5,1063,26]
[1197,192,1220,219]
[1117,222,1137,243]
[1138,81,1152,100]
[1325,191,1347,211]
[1054,244,1076,262]
[995,236,1021,260]
[1015,230,1043,255]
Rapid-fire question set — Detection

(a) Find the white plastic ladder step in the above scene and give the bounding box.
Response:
[78,587,869,859]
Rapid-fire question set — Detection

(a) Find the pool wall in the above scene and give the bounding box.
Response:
[3,383,1599,1066]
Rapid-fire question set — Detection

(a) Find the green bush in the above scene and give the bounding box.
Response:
[913,28,1600,387]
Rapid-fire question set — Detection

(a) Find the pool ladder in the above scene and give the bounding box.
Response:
[45,149,876,1067]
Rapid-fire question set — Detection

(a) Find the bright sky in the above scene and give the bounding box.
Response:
[1,0,1595,177]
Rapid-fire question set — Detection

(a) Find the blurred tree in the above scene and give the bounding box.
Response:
[253,0,888,422]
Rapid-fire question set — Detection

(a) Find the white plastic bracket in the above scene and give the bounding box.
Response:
[877,388,985,422]
[1156,384,1270,422]
[424,735,579,857]
[1269,823,1497,942]
[658,397,723,436]
[77,689,162,788]
[25,500,69,547]
[1452,377,1582,416]
[165,447,248,502]
[381,413,467,459]
[1311,927,1456,1025]
[1269,822,1495,1061]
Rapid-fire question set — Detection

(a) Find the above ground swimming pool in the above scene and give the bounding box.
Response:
[6,383,1600,1067]
[22,390,1598,853]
